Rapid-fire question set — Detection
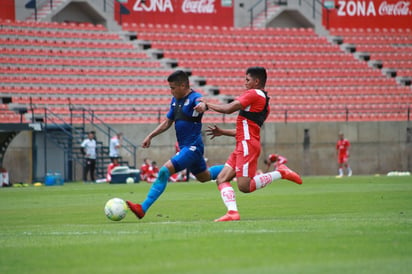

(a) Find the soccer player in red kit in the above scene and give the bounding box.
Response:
[195,66,302,222]
[336,132,352,177]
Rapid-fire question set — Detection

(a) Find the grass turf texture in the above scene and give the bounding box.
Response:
[0,176,411,274]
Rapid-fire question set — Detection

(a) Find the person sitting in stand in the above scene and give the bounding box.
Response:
[145,161,159,183]
[264,153,288,172]
[106,161,119,183]
[140,158,151,182]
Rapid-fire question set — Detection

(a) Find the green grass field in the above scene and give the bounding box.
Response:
[1,176,411,274]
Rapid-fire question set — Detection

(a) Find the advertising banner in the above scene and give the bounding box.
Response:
[323,0,412,29]
[115,0,234,27]
[0,0,15,21]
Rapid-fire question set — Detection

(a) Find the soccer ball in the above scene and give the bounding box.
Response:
[126,177,134,184]
[104,198,127,221]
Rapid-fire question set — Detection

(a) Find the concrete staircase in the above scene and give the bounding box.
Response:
[26,0,67,21]
[252,2,282,28]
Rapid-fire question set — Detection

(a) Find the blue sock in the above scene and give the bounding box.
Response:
[208,165,224,180]
[141,166,170,212]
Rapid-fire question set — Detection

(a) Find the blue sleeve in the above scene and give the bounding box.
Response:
[187,92,203,117]
[193,92,202,107]
[166,98,175,120]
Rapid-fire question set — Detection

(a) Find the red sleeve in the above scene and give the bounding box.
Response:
[236,90,258,109]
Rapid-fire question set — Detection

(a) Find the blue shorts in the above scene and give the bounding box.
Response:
[171,145,207,175]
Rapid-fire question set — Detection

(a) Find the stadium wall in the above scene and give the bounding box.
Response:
[3,121,411,183]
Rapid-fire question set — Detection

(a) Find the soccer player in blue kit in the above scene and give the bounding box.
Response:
[126,70,223,219]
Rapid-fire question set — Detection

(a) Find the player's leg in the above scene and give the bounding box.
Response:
[344,157,352,176]
[214,164,239,222]
[347,166,352,176]
[128,146,206,219]
[337,155,344,177]
[209,165,225,180]
[216,140,258,221]
[90,159,96,182]
[338,164,344,177]
[249,164,302,191]
[141,163,173,211]
[127,161,174,219]
[194,164,224,182]
[83,159,89,182]
[214,150,240,222]
[240,140,302,192]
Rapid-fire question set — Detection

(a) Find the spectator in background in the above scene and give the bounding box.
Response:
[81,131,96,182]
[109,132,123,165]
[140,158,151,182]
[106,162,118,183]
[169,169,188,182]
[264,153,288,172]
[336,132,352,177]
[145,161,159,183]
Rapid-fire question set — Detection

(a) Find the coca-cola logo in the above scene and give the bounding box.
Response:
[379,1,411,15]
[337,0,412,16]
[182,0,215,14]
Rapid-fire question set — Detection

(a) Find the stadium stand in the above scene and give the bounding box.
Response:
[124,23,412,122]
[1,19,411,124]
[0,19,178,124]
[329,27,412,78]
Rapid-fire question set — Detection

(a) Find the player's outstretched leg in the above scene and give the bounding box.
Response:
[127,166,170,219]
[277,164,302,184]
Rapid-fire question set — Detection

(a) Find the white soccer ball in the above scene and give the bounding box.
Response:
[126,177,135,184]
[104,198,127,221]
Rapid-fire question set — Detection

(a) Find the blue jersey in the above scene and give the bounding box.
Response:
[167,90,204,151]
[166,90,207,174]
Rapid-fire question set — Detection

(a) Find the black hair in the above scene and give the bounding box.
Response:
[246,66,267,87]
[167,70,189,86]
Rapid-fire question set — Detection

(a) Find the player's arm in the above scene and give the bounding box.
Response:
[207,100,242,114]
[142,118,174,148]
[195,98,242,114]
